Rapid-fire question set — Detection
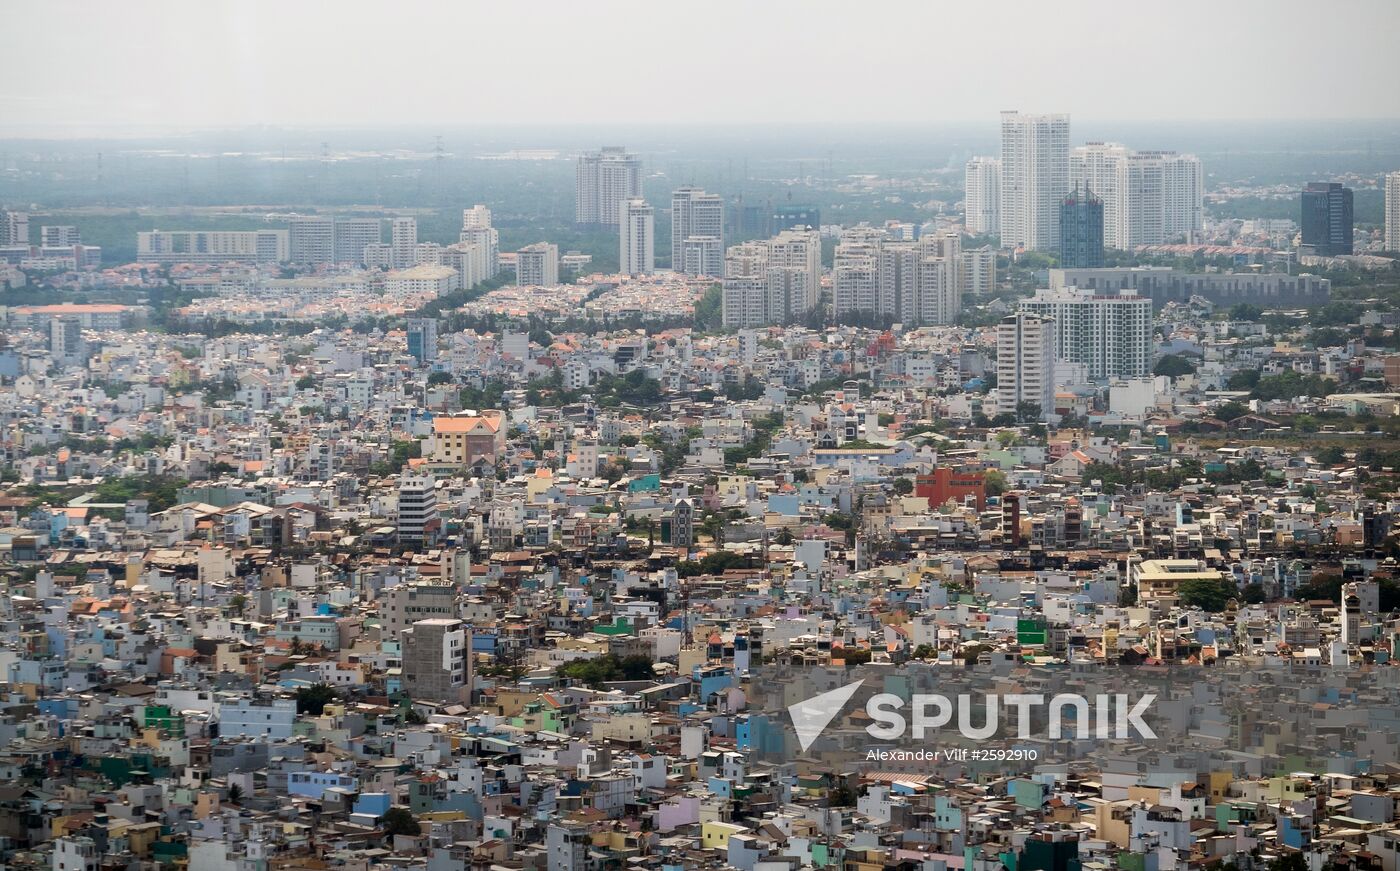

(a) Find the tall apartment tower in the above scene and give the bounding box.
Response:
[576,147,641,226]
[1386,172,1400,253]
[334,217,383,264]
[964,157,1002,236]
[1162,154,1204,240]
[2,210,30,245]
[40,225,81,246]
[391,217,419,269]
[831,227,960,326]
[618,199,655,276]
[1059,185,1105,268]
[999,111,1070,251]
[671,187,724,276]
[1301,182,1354,256]
[288,216,335,265]
[458,205,500,284]
[1019,286,1153,380]
[1073,143,1203,248]
[996,313,1055,422]
[397,474,439,545]
[721,227,821,328]
[516,242,560,286]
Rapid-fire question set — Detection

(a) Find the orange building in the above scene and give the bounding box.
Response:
[915,467,986,511]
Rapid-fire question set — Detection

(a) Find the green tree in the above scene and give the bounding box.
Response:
[1153,354,1197,378]
[381,807,421,838]
[1176,578,1237,612]
[1214,401,1249,422]
[295,684,339,716]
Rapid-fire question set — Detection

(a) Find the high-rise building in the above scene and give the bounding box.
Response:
[406,318,438,365]
[40,226,80,247]
[1019,286,1153,380]
[1059,185,1105,268]
[363,243,393,269]
[462,205,492,230]
[831,226,961,325]
[397,474,439,545]
[516,242,559,286]
[721,227,821,328]
[401,617,472,703]
[680,237,724,277]
[1073,143,1203,248]
[391,217,418,268]
[288,216,335,264]
[999,111,1070,251]
[334,217,382,264]
[1386,172,1400,253]
[458,205,500,286]
[996,313,1055,422]
[49,316,86,367]
[671,187,724,276]
[964,157,1002,236]
[618,199,654,276]
[962,246,997,297]
[1301,182,1354,256]
[2,210,30,246]
[576,147,641,226]
[136,230,289,264]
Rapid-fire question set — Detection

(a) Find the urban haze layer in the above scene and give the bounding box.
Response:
[5,26,1400,871]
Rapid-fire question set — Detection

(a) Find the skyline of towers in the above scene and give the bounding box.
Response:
[576,146,642,226]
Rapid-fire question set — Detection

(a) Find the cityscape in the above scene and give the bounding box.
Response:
[4,3,1400,871]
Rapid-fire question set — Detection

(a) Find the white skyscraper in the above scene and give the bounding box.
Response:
[391,217,418,269]
[997,313,1055,421]
[1019,286,1153,380]
[999,111,1070,251]
[618,199,654,276]
[671,187,724,276]
[964,157,1002,236]
[1073,144,1204,248]
[288,216,335,264]
[458,205,499,283]
[577,147,642,226]
[2,210,30,246]
[962,246,997,297]
[831,227,960,326]
[462,205,492,230]
[1385,171,1400,252]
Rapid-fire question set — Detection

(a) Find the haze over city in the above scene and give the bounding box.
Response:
[3,4,1400,871]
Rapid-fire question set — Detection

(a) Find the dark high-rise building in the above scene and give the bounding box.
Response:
[771,203,820,234]
[1058,184,1104,268]
[1301,182,1353,256]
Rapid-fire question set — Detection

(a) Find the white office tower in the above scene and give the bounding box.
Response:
[1019,286,1152,380]
[516,242,560,286]
[680,237,724,277]
[832,227,960,325]
[576,147,642,226]
[720,227,820,327]
[618,199,655,276]
[288,216,335,264]
[391,217,418,269]
[2,210,30,245]
[1385,172,1400,252]
[462,205,492,230]
[964,157,1002,235]
[962,246,997,297]
[997,312,1055,421]
[397,474,439,545]
[671,187,725,276]
[1073,143,1203,247]
[999,111,1070,251]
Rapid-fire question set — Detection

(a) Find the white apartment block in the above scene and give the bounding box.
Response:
[1072,143,1203,248]
[999,111,1070,251]
[517,241,560,286]
[720,228,821,328]
[390,216,418,269]
[137,229,289,264]
[1019,286,1153,380]
[577,147,641,226]
[962,246,997,297]
[964,157,1001,236]
[618,198,655,276]
[672,187,724,276]
[832,227,961,325]
[996,312,1055,421]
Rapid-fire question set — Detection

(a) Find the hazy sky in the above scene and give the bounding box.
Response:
[5,0,1399,135]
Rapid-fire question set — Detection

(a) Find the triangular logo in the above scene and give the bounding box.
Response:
[787,679,864,752]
